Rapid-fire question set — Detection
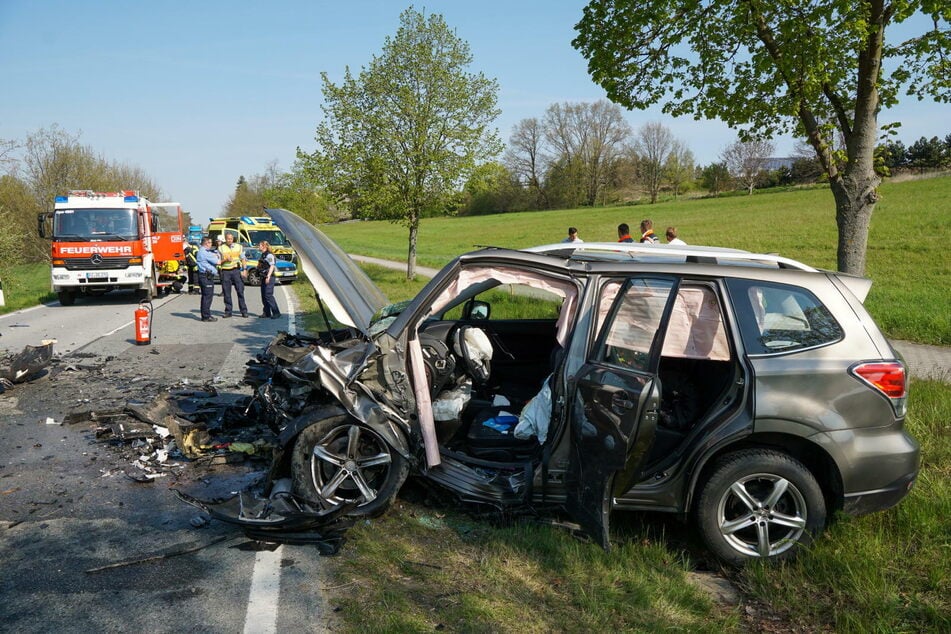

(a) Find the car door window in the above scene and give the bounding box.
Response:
[727,279,843,354]
[596,278,676,372]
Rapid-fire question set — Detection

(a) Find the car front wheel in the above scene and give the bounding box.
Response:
[291,417,408,517]
[696,449,826,564]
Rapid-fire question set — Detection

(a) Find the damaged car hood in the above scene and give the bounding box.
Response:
[266,208,389,334]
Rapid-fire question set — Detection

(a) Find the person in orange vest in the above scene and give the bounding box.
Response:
[639,219,659,244]
[617,223,634,243]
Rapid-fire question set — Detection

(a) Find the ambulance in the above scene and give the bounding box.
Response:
[206,216,298,265]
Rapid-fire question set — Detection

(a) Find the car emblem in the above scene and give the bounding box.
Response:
[90,253,103,265]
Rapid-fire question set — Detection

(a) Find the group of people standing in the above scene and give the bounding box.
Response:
[184,233,282,323]
[562,219,686,245]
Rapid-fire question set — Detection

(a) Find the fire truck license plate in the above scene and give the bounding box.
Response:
[86,272,108,279]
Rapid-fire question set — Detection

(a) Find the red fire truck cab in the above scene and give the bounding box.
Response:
[38,190,186,306]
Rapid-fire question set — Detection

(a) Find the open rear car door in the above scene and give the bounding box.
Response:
[565,277,678,547]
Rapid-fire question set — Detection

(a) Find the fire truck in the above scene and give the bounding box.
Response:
[38,190,187,306]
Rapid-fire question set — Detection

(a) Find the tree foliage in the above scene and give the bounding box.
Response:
[574,0,950,274]
[665,139,695,198]
[701,162,732,196]
[1,126,164,265]
[299,7,501,278]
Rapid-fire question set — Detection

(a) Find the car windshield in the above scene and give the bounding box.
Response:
[246,229,288,246]
[53,208,137,240]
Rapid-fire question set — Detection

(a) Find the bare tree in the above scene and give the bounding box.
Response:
[721,138,775,195]
[633,122,673,203]
[543,102,588,206]
[504,118,548,208]
[583,100,632,206]
[540,100,632,207]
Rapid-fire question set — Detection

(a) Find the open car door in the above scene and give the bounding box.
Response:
[565,277,678,547]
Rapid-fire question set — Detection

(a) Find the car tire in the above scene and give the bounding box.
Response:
[696,449,826,564]
[58,291,75,306]
[291,416,409,517]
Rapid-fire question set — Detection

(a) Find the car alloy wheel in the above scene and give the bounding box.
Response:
[716,472,808,558]
[697,449,826,563]
[292,417,408,517]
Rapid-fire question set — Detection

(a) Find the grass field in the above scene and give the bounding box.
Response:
[319,174,951,345]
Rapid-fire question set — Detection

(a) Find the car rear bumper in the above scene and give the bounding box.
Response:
[816,425,919,515]
[842,471,918,516]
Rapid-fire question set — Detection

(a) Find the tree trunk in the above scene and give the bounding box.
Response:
[406,219,418,280]
[830,169,878,276]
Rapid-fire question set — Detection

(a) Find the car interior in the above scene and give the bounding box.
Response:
[414,269,740,476]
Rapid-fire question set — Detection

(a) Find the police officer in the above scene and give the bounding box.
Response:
[218,232,249,318]
[196,236,220,322]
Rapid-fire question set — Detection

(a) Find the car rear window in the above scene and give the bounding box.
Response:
[727,279,843,354]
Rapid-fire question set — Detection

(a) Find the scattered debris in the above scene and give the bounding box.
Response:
[0,341,54,394]
[175,486,353,555]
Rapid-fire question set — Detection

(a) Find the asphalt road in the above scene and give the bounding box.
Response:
[0,285,337,634]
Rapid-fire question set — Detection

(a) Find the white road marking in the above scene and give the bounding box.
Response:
[280,284,297,335]
[243,545,284,634]
[243,287,297,632]
[104,320,133,337]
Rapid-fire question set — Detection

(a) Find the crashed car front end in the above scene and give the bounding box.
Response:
[178,325,417,543]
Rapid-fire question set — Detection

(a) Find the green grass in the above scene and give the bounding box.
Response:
[0,262,55,314]
[328,502,739,633]
[321,175,951,345]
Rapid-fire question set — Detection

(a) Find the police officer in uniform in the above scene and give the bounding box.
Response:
[218,232,249,318]
[196,236,220,322]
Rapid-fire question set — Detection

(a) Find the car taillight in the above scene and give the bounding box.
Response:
[851,361,907,416]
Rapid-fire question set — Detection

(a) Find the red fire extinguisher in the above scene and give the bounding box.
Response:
[135,300,153,345]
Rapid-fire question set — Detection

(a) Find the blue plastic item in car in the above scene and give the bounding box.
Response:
[481,414,519,434]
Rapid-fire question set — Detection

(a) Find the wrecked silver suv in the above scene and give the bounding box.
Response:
[180,208,919,563]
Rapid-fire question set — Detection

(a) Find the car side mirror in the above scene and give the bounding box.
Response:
[464,299,490,320]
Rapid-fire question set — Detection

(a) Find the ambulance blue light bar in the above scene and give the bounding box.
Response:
[240,216,257,225]
[124,195,139,202]
[55,196,67,202]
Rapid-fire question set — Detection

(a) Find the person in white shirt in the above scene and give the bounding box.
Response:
[666,226,686,245]
[562,227,584,243]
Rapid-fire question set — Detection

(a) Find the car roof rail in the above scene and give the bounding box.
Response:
[524,242,817,272]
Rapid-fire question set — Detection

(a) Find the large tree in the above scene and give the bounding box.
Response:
[574,1,949,274]
[299,8,501,279]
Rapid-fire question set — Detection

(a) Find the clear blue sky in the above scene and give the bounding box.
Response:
[1,1,946,217]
